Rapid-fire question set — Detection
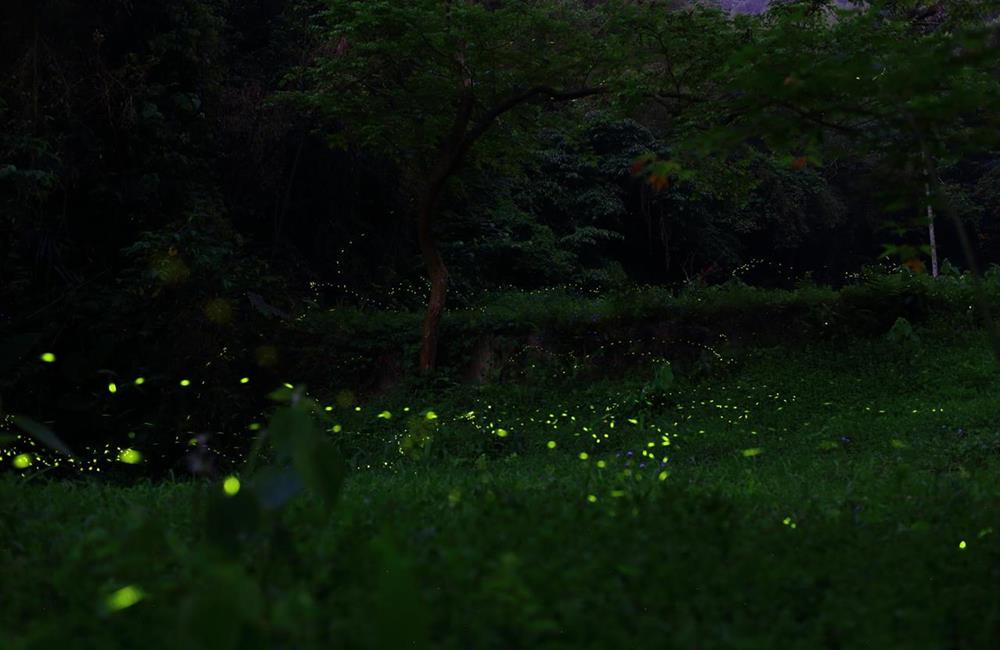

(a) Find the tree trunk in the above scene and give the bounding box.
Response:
[410,83,605,371]
[926,182,939,277]
[417,186,450,373]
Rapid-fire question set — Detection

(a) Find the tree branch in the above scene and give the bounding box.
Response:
[463,85,608,147]
[775,101,866,136]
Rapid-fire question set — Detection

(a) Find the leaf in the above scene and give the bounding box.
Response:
[293,437,347,508]
[649,174,670,192]
[246,291,290,320]
[13,415,74,457]
[204,489,262,555]
[252,466,303,510]
[371,536,430,650]
[629,152,656,175]
[267,406,315,456]
[179,563,263,650]
[267,385,294,403]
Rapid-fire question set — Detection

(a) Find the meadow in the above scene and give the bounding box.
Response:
[5,290,1000,650]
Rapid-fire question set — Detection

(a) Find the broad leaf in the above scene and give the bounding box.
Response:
[13,415,74,457]
[292,437,346,508]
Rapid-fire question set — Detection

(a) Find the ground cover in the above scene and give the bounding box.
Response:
[5,319,1000,649]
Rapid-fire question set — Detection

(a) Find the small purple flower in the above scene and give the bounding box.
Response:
[639,463,646,469]
[626,450,634,458]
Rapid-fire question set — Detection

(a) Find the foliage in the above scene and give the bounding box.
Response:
[701,0,1000,269]
[6,330,1000,648]
[291,0,629,169]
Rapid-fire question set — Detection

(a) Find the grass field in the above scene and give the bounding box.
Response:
[5,321,1000,649]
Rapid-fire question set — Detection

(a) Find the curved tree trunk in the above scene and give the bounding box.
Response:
[417,197,449,372]
[411,83,606,372]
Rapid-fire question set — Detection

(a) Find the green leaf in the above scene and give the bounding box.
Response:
[179,563,263,650]
[267,386,293,402]
[371,535,430,650]
[268,406,315,457]
[13,415,74,457]
[293,437,347,508]
[204,489,262,555]
[252,466,303,510]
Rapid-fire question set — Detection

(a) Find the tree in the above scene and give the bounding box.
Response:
[291,0,641,371]
[697,0,1000,351]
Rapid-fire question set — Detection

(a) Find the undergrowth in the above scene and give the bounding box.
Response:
[4,313,1000,649]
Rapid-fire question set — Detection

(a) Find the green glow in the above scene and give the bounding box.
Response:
[425,410,438,420]
[40,352,56,363]
[223,476,241,496]
[13,453,32,469]
[597,460,606,468]
[547,440,556,449]
[134,377,145,386]
[377,410,392,419]
[496,428,508,438]
[283,382,294,389]
[179,379,191,387]
[332,424,342,433]
[118,448,142,464]
[578,452,589,460]
[959,540,967,549]
[324,406,333,412]
[742,448,763,457]
[108,382,118,394]
[658,471,669,481]
[587,495,597,503]
[106,585,144,612]
[240,377,250,384]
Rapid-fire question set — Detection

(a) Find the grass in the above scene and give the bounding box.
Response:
[4,319,1000,649]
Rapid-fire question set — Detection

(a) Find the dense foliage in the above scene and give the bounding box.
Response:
[7,317,1000,649]
[3,0,998,315]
